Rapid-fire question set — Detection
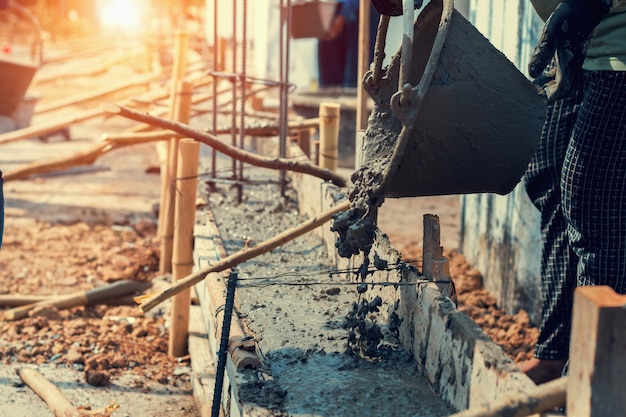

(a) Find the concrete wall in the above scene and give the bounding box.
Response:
[460,0,545,324]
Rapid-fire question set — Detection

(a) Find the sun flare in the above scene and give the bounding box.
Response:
[96,0,148,34]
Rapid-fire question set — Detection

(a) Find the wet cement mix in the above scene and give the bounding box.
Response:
[202,170,455,417]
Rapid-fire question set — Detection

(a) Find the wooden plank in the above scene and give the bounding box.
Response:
[422,214,455,301]
[188,304,216,417]
[567,286,626,416]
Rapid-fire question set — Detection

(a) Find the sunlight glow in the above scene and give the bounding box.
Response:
[96,0,149,34]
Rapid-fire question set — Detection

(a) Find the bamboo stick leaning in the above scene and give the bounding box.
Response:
[101,102,347,187]
[136,201,351,313]
[1,280,150,321]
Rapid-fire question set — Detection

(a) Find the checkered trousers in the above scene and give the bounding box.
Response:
[562,71,626,294]
[524,78,584,360]
[525,70,626,359]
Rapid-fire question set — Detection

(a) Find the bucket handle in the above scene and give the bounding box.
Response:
[390,0,452,127]
[7,1,43,65]
[398,0,415,106]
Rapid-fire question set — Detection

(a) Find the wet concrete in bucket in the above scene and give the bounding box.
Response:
[201,167,455,417]
[333,0,544,260]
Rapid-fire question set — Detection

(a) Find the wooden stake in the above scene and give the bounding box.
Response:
[136,201,351,313]
[160,80,194,274]
[318,102,340,172]
[448,377,567,417]
[1,280,150,321]
[296,117,312,158]
[102,102,347,187]
[567,286,626,416]
[169,139,200,357]
[422,214,454,300]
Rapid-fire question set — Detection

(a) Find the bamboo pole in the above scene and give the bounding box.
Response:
[168,139,200,357]
[2,142,111,182]
[318,102,340,172]
[102,117,320,145]
[102,103,347,187]
[0,69,187,147]
[17,368,80,417]
[448,377,567,417]
[160,80,194,274]
[1,280,149,321]
[158,31,189,241]
[35,70,161,114]
[0,107,103,146]
[17,368,118,417]
[136,201,351,313]
[0,293,142,307]
[2,91,311,183]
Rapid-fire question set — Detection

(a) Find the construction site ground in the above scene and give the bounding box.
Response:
[0,35,539,416]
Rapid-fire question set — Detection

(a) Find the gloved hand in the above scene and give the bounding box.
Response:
[370,0,423,16]
[529,0,609,102]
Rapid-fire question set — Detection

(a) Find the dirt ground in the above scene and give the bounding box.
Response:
[0,27,538,417]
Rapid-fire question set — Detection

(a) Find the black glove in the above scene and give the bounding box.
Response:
[370,0,423,16]
[529,0,609,101]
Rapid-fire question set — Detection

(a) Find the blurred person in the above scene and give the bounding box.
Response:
[317,0,379,88]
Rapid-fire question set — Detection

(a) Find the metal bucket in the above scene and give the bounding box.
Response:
[0,2,42,117]
[360,0,546,197]
[0,58,38,116]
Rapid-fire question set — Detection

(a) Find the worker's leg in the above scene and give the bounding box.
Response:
[562,70,626,294]
[342,17,359,88]
[522,80,583,383]
[317,30,348,88]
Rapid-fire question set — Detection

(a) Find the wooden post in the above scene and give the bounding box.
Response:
[422,214,454,300]
[422,214,443,279]
[158,31,189,241]
[295,116,312,158]
[356,0,371,133]
[314,140,320,166]
[160,79,193,274]
[318,102,340,171]
[567,286,626,416]
[168,139,200,357]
